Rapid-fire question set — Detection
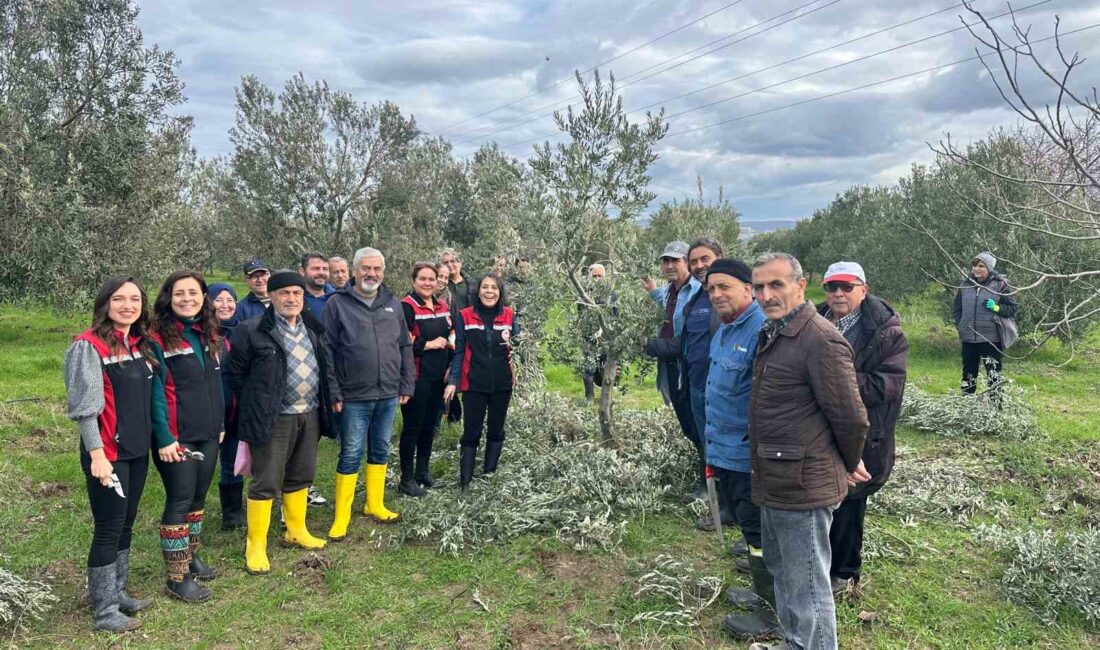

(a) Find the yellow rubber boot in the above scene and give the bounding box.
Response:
[245,498,272,575]
[282,488,327,550]
[363,464,400,523]
[327,472,358,541]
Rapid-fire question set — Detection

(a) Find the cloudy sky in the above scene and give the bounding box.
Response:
[136,0,1100,222]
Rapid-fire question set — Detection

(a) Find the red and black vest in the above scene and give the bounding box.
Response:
[74,330,155,462]
[458,306,515,393]
[401,293,453,383]
[151,323,224,443]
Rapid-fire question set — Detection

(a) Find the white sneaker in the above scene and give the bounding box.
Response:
[307,485,327,506]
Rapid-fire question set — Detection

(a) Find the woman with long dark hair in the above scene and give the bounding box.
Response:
[148,271,225,603]
[207,283,245,530]
[64,276,162,632]
[444,274,518,490]
[398,262,453,496]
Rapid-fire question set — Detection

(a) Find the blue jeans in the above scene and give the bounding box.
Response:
[761,505,839,650]
[336,398,398,473]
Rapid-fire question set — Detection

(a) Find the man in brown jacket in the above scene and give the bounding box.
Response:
[746,252,869,650]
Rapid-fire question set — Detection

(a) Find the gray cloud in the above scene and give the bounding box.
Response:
[136,0,1100,220]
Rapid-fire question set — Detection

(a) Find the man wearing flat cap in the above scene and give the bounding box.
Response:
[641,241,703,495]
[224,270,341,575]
[818,261,908,598]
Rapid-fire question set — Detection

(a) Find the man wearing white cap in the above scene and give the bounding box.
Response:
[818,261,908,597]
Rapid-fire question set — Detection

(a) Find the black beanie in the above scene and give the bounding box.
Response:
[267,270,307,293]
[706,258,752,284]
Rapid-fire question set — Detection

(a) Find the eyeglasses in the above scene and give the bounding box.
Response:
[247,271,270,281]
[823,281,864,294]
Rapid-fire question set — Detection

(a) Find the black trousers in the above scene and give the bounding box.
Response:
[460,390,512,447]
[664,361,700,449]
[716,468,762,548]
[829,495,868,581]
[248,411,321,500]
[400,379,445,475]
[961,341,1003,394]
[82,453,149,568]
[153,437,219,525]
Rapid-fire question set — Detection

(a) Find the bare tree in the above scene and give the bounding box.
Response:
[925,3,1100,353]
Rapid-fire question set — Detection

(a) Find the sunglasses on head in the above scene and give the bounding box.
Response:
[823,281,863,294]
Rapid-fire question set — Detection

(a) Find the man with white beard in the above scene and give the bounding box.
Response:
[322,247,416,538]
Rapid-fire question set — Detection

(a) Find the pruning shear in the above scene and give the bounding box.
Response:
[107,473,126,499]
[177,447,206,462]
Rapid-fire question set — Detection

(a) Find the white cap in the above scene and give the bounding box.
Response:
[823,261,866,284]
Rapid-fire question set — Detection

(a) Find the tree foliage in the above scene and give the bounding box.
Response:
[226,73,419,259]
[645,178,745,260]
[0,0,196,304]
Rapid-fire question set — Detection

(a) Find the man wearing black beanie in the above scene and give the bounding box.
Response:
[702,259,779,639]
[224,269,340,574]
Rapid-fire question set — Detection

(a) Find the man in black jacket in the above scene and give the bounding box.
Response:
[323,246,415,539]
[224,271,340,575]
[818,261,908,596]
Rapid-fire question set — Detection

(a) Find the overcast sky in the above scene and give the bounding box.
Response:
[136,0,1100,221]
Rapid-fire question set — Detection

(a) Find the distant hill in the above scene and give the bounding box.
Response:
[740,219,800,240]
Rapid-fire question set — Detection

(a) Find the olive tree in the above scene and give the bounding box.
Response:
[226,74,419,257]
[527,71,667,444]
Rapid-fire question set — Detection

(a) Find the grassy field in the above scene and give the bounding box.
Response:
[0,288,1097,649]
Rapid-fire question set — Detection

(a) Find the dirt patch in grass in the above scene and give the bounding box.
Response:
[533,550,624,592]
[27,480,70,498]
[504,612,580,649]
[453,625,493,649]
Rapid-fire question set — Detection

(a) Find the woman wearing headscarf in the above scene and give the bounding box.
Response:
[64,276,163,632]
[444,274,518,490]
[208,282,245,530]
[952,251,1019,395]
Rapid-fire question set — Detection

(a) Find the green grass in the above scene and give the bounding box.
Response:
[1,291,1098,648]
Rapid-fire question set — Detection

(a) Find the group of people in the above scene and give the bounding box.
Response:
[640,240,1016,650]
[65,233,1016,647]
[64,246,518,632]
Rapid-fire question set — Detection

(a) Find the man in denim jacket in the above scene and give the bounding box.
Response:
[701,259,777,639]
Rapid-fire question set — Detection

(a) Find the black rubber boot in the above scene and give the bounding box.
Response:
[115,549,153,615]
[166,573,212,603]
[162,534,211,603]
[724,553,779,638]
[88,563,142,632]
[459,445,477,491]
[399,475,427,497]
[730,538,749,558]
[189,550,219,581]
[219,483,244,531]
[483,441,504,475]
[415,456,435,488]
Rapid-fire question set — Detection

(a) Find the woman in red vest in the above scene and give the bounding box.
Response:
[444,274,518,490]
[64,276,163,632]
[398,262,454,496]
[148,271,225,603]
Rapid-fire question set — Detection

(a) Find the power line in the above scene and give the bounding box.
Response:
[491,0,1053,152]
[662,22,1099,139]
[451,0,841,146]
[665,0,1051,119]
[435,0,750,136]
[629,0,972,113]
